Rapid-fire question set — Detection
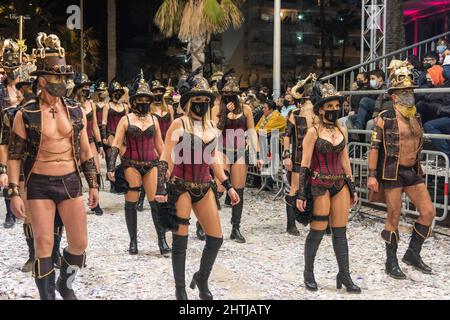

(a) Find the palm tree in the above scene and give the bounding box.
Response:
[154,0,244,72]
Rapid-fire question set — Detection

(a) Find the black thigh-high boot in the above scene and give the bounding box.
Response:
[3,198,16,228]
[190,235,223,300]
[125,201,138,255]
[33,257,56,300]
[52,212,64,269]
[136,187,146,212]
[150,201,171,257]
[286,203,300,236]
[56,249,86,300]
[230,188,246,243]
[22,224,34,272]
[332,227,361,293]
[382,229,406,279]
[402,222,432,274]
[172,234,188,300]
[304,229,325,291]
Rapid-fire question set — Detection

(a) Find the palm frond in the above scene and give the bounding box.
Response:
[179,0,205,41]
[221,0,244,29]
[203,0,227,33]
[154,0,183,37]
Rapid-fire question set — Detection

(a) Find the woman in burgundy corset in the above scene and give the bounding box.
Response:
[93,81,109,130]
[101,80,129,193]
[295,83,360,293]
[106,72,170,257]
[211,76,262,243]
[74,73,104,215]
[155,72,239,300]
[150,80,173,141]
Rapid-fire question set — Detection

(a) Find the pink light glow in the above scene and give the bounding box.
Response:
[404,1,450,17]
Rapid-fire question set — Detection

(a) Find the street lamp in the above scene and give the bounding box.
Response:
[273,0,281,99]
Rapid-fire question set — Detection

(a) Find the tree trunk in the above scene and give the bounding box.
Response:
[107,0,117,82]
[320,0,326,72]
[190,36,206,73]
[386,0,405,53]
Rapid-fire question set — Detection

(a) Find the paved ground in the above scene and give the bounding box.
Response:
[1,188,449,300]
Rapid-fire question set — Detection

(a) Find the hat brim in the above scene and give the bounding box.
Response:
[387,85,418,94]
[151,86,166,92]
[181,91,216,108]
[313,95,345,114]
[0,64,21,71]
[74,81,93,90]
[220,89,241,95]
[131,93,154,102]
[15,81,32,90]
[29,70,74,76]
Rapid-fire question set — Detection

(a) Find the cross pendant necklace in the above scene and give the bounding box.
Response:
[49,106,58,118]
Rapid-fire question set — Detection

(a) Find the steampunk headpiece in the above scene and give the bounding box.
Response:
[0,39,21,71]
[95,80,108,92]
[312,83,344,115]
[30,33,73,76]
[220,76,241,95]
[151,80,165,92]
[15,63,37,90]
[387,64,417,94]
[73,73,92,90]
[109,78,124,95]
[130,70,153,103]
[291,73,317,100]
[178,67,215,108]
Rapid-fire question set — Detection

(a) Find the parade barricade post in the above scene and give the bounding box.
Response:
[347,130,449,226]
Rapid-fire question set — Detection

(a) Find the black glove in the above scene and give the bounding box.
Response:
[297,166,311,201]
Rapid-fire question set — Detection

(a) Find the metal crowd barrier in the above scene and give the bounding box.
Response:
[348,141,449,225]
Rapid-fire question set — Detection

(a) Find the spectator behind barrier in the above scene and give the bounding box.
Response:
[350,71,370,113]
[279,93,297,118]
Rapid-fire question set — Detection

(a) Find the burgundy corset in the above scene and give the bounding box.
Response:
[96,104,103,126]
[153,112,171,141]
[86,111,94,139]
[311,138,345,188]
[172,132,216,183]
[122,116,158,162]
[107,106,126,134]
[221,115,247,150]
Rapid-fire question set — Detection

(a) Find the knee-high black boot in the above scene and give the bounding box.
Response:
[150,201,171,257]
[53,212,64,268]
[125,201,138,255]
[382,229,406,279]
[190,235,223,300]
[286,203,300,236]
[33,257,56,300]
[172,234,188,300]
[92,174,104,215]
[3,198,16,228]
[304,229,325,291]
[136,187,146,212]
[402,222,432,274]
[22,224,34,272]
[332,227,361,293]
[230,188,246,243]
[56,249,86,300]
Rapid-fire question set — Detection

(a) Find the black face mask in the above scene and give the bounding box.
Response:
[356,80,365,88]
[191,102,209,117]
[154,94,163,103]
[82,89,91,99]
[283,99,290,107]
[46,82,67,97]
[423,63,432,70]
[113,92,123,101]
[323,109,341,123]
[134,102,151,116]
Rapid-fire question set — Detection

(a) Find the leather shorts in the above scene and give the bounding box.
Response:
[27,172,82,204]
[382,166,424,189]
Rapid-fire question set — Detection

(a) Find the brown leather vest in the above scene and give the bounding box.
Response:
[377,109,423,181]
[292,109,308,165]
[21,97,84,183]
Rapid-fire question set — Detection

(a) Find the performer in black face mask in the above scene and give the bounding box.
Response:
[107,70,169,257]
[155,71,240,300]
[74,73,104,215]
[294,83,360,294]
[102,79,129,193]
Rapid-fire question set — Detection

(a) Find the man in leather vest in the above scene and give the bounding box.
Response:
[7,33,99,300]
[368,62,436,280]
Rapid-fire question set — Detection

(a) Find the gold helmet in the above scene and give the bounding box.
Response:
[30,33,73,76]
[291,73,317,100]
[0,39,21,71]
[387,63,417,94]
[313,83,344,115]
[220,76,240,94]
